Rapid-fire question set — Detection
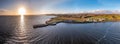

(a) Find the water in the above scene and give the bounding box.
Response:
[0,15,120,44]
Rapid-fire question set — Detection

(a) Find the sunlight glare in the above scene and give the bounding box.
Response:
[18,7,26,15]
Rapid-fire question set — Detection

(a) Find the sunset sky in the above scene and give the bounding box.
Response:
[0,0,120,15]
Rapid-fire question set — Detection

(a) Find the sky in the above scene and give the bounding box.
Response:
[0,0,120,15]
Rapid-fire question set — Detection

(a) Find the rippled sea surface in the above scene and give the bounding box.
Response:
[0,15,120,44]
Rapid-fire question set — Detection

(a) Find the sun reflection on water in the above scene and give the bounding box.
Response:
[5,7,29,44]
[20,15,26,37]
[18,15,29,43]
[17,7,29,43]
[20,15,24,24]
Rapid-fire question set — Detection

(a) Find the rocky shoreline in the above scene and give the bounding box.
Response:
[33,20,107,28]
[33,14,120,28]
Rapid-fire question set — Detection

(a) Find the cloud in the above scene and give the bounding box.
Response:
[0,9,17,15]
[30,0,69,14]
[0,9,8,15]
[78,9,120,14]
[0,9,7,13]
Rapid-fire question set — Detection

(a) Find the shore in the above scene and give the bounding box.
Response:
[33,14,120,28]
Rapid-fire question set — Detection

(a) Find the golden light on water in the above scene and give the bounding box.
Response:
[18,7,26,31]
[19,7,25,30]
[18,7,26,22]
[17,7,28,43]
[19,8,26,39]
[19,7,26,38]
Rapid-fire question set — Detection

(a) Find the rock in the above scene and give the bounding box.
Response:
[33,24,48,28]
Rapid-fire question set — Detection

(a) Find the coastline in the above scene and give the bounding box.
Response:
[33,14,120,28]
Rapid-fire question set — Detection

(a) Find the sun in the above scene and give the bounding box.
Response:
[18,7,26,15]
